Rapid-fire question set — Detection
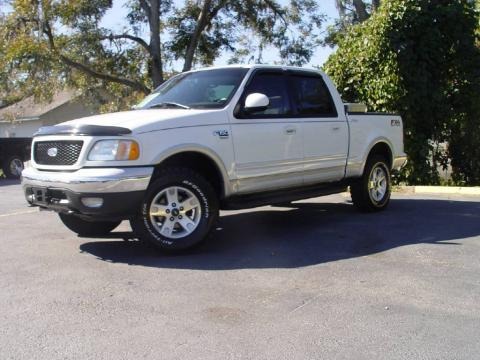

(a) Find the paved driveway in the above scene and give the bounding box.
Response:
[1,179,480,359]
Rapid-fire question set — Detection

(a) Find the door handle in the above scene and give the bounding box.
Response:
[284,126,297,135]
[331,126,340,131]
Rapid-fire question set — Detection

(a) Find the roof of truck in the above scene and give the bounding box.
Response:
[188,64,323,73]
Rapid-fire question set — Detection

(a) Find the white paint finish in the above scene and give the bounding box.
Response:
[229,119,304,193]
[345,114,405,178]
[244,93,269,109]
[303,121,349,184]
[28,65,406,199]
[63,108,228,135]
[140,125,236,196]
[299,73,350,184]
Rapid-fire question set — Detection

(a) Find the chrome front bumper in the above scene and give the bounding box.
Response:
[21,166,154,193]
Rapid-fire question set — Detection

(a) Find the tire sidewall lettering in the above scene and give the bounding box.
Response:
[182,180,210,219]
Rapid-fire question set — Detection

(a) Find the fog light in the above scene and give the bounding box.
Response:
[81,197,104,208]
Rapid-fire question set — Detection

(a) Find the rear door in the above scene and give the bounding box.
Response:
[229,70,304,194]
[288,71,349,184]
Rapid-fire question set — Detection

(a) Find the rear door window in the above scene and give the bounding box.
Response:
[290,74,337,117]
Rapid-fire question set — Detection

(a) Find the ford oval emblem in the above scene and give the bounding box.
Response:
[47,147,58,157]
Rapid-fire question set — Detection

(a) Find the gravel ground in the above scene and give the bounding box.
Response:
[1,179,480,360]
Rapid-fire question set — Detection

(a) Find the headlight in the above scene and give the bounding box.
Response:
[88,140,140,161]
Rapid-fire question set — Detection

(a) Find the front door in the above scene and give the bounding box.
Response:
[229,70,304,194]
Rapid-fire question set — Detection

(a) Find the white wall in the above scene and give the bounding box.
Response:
[0,119,43,138]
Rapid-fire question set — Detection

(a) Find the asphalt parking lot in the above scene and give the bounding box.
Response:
[1,179,480,360]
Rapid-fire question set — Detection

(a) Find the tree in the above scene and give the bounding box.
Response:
[168,0,324,69]
[0,0,325,111]
[335,0,381,24]
[324,0,480,185]
[325,0,379,46]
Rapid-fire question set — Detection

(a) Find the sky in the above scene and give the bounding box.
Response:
[100,0,338,68]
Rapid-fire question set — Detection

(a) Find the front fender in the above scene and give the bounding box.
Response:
[151,144,233,197]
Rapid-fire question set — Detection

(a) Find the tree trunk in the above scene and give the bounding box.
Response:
[352,0,369,22]
[145,0,164,88]
[372,0,381,11]
[182,0,212,72]
[335,0,348,27]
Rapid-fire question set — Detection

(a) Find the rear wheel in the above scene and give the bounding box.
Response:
[3,155,24,179]
[350,155,391,212]
[59,213,121,236]
[130,167,219,252]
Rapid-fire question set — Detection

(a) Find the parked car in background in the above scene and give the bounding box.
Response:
[0,138,31,179]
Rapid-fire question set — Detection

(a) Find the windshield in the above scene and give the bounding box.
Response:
[136,68,249,110]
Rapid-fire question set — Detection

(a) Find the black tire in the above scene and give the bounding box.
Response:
[350,155,391,212]
[3,155,24,179]
[59,213,121,236]
[130,167,219,252]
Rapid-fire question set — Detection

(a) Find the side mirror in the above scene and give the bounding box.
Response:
[244,93,269,112]
[345,103,368,113]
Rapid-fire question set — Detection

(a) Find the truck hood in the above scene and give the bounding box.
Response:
[61,108,225,133]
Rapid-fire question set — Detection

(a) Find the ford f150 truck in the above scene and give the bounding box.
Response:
[22,65,407,251]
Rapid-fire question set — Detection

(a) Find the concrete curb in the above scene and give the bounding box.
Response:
[394,186,480,196]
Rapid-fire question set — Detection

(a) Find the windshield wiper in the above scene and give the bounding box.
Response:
[146,102,191,109]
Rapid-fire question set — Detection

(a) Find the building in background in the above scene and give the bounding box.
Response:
[0,90,96,138]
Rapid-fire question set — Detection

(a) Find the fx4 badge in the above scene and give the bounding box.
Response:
[391,119,401,127]
[213,130,229,139]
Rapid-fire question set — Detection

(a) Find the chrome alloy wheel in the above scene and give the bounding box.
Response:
[9,158,24,177]
[368,164,388,203]
[149,186,202,239]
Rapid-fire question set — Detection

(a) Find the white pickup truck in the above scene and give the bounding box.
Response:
[22,65,406,251]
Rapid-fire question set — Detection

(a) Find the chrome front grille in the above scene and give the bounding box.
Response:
[34,140,83,166]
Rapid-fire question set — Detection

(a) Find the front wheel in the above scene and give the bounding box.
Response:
[130,168,219,252]
[350,155,391,212]
[59,213,121,236]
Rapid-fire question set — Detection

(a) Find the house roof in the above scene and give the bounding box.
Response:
[0,90,76,121]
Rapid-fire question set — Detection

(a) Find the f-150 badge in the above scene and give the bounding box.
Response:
[213,130,229,139]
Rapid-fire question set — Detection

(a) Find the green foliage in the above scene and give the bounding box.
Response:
[166,0,324,67]
[0,0,325,112]
[324,0,480,185]
[0,0,151,111]
[166,1,234,66]
[325,0,379,47]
